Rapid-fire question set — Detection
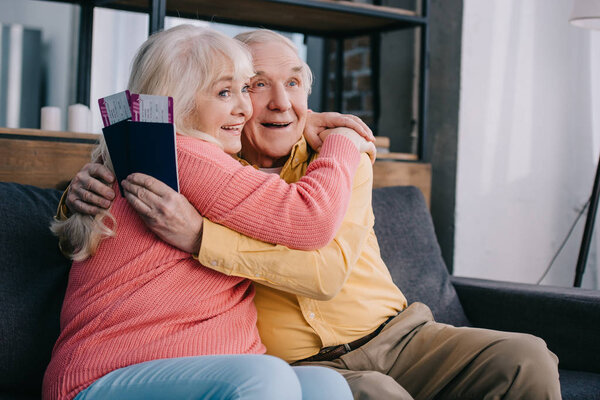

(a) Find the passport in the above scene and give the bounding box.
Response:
[102,120,179,196]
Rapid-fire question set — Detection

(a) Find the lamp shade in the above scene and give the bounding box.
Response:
[570,0,600,30]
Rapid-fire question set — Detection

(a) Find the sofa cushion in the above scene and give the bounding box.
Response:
[559,369,600,400]
[372,186,469,326]
[0,183,69,396]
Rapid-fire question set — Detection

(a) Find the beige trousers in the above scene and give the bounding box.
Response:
[293,303,561,400]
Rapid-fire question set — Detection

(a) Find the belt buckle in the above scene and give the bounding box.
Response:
[319,345,337,354]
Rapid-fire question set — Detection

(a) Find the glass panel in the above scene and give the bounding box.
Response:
[0,0,78,130]
[90,8,148,133]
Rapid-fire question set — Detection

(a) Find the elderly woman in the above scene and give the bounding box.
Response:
[43,25,373,400]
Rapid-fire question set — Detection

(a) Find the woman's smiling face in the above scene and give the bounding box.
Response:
[190,64,253,155]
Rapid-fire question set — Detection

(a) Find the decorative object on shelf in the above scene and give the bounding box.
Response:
[570,0,600,29]
[0,24,42,129]
[40,106,61,131]
[570,0,600,287]
[67,104,91,133]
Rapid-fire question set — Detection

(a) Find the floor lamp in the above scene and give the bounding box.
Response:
[571,0,600,287]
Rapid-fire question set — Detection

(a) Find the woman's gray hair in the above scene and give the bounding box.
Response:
[130,24,254,139]
[51,141,116,261]
[52,25,254,261]
[234,29,313,95]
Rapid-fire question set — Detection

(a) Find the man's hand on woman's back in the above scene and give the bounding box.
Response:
[65,162,203,254]
[66,163,116,215]
[319,127,377,163]
[304,111,374,152]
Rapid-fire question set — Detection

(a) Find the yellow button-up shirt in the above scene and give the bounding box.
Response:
[197,137,407,362]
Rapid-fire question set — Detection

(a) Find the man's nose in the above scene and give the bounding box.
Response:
[268,83,291,111]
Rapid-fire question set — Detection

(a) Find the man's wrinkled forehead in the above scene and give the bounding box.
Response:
[245,39,313,95]
[253,65,304,79]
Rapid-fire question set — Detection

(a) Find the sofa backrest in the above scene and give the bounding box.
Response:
[0,183,468,398]
[0,183,68,398]
[372,186,469,326]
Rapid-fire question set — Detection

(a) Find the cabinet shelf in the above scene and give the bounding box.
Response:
[30,0,430,159]
[53,0,423,37]
[0,127,430,202]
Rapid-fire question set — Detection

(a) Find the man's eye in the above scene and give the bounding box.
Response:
[254,82,266,88]
[288,80,299,87]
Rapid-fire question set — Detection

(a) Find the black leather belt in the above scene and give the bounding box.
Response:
[295,314,398,363]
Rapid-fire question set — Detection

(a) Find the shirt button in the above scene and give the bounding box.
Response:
[210,260,218,266]
[309,312,315,319]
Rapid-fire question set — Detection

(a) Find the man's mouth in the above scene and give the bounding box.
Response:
[261,122,292,128]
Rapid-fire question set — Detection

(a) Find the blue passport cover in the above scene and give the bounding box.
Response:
[102,120,179,196]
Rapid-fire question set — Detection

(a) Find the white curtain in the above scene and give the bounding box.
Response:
[455,0,600,289]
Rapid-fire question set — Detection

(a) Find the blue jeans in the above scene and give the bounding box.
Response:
[75,354,352,400]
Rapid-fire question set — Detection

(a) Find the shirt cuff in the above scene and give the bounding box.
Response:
[195,218,240,275]
[56,187,72,220]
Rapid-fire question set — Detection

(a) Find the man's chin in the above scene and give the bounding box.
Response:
[241,125,301,162]
[254,141,298,163]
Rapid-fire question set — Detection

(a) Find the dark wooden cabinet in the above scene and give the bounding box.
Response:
[38,0,429,158]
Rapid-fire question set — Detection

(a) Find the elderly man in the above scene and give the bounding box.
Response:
[64,29,561,399]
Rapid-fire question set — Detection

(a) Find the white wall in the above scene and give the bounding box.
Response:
[456,0,600,289]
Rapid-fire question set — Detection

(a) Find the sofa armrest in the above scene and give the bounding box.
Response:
[451,276,600,374]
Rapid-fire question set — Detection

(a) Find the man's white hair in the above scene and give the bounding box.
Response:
[235,29,313,95]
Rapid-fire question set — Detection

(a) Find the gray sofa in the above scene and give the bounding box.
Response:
[1,182,599,399]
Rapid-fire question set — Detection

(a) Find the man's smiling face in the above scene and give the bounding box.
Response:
[240,40,309,168]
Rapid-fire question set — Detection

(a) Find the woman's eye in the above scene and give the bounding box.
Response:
[242,85,250,93]
[218,90,231,97]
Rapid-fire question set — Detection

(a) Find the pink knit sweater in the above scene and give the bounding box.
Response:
[43,134,360,400]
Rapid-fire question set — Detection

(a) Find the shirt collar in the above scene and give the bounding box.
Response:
[283,136,312,169]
